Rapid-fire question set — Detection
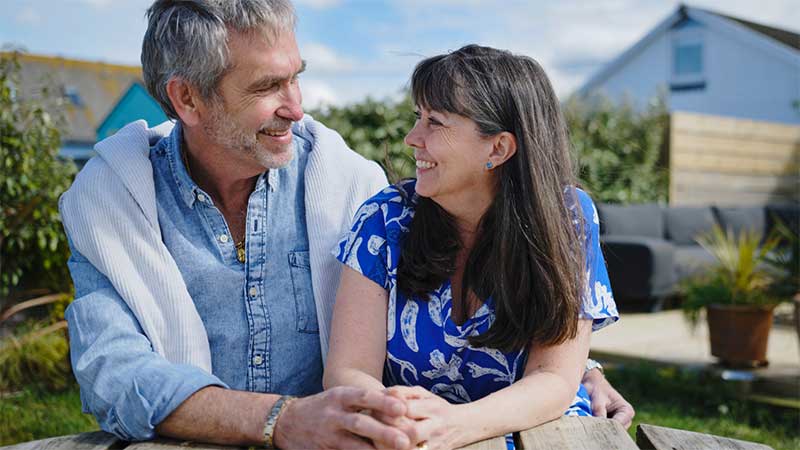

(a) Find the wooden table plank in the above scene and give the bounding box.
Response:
[125,439,244,449]
[637,424,774,450]
[518,417,639,450]
[457,435,508,450]
[0,431,119,450]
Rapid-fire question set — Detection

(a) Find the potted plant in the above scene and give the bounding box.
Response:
[682,224,783,367]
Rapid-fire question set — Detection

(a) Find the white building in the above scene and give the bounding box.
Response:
[577,4,800,125]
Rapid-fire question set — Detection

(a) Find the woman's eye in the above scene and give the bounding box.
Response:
[413,111,421,120]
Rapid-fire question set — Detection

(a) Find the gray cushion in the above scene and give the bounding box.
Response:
[714,206,765,239]
[665,206,717,246]
[674,245,717,282]
[598,203,664,238]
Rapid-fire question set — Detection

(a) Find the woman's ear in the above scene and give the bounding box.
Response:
[165,77,203,127]
[487,132,517,170]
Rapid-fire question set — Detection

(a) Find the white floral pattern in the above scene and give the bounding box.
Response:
[334,180,619,422]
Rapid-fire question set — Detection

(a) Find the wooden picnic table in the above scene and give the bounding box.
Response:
[0,417,774,450]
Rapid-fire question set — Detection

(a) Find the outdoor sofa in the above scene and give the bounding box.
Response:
[597,202,799,311]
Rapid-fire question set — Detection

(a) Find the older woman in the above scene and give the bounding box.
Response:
[324,45,619,449]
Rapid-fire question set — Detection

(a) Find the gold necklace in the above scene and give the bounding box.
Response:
[181,146,246,264]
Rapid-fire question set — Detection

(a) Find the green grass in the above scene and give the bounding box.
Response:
[605,363,800,450]
[0,365,797,448]
[0,383,98,446]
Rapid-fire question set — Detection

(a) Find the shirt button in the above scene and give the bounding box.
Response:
[196,193,206,203]
[249,287,258,297]
[253,355,263,365]
[219,234,229,243]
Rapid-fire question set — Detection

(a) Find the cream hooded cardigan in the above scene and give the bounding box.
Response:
[59,116,388,373]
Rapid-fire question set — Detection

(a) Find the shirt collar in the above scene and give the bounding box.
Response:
[165,123,277,209]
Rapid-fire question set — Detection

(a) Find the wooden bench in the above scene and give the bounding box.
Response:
[0,417,774,450]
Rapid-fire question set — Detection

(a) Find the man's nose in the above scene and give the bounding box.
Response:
[278,84,304,122]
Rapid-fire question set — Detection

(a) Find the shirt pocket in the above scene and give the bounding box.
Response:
[288,250,319,334]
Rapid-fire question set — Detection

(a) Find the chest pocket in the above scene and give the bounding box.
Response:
[289,251,319,333]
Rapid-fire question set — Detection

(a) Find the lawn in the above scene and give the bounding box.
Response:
[1,363,798,449]
[605,363,800,450]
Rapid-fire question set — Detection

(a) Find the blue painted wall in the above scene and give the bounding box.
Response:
[96,82,168,140]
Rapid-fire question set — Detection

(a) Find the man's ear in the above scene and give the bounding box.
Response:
[165,77,203,127]
[487,131,517,169]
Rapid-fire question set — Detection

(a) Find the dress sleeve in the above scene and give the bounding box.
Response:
[575,190,619,331]
[333,197,391,290]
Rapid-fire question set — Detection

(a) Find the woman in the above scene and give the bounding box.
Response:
[324,45,618,450]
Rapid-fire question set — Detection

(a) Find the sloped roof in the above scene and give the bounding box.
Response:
[577,4,800,97]
[3,52,143,143]
[698,6,800,51]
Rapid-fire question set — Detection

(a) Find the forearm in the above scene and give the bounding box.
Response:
[323,366,385,392]
[156,386,278,446]
[451,371,576,447]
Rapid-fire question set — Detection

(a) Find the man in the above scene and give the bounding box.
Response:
[60,1,633,448]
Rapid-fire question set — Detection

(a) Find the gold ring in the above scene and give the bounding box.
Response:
[416,442,429,450]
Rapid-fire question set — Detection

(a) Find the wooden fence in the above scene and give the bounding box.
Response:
[669,112,800,206]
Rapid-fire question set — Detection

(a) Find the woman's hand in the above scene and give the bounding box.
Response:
[381,386,472,450]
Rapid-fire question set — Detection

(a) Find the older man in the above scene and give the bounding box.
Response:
[60,1,633,449]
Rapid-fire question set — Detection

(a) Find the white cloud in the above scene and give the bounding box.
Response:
[16,7,41,26]
[301,78,339,109]
[301,42,354,74]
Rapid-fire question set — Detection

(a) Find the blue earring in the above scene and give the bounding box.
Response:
[486,161,493,169]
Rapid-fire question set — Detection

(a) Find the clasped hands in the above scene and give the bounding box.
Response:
[273,385,461,450]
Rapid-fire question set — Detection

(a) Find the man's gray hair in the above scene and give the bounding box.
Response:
[141,0,296,119]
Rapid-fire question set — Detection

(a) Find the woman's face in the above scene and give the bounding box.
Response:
[404,106,496,210]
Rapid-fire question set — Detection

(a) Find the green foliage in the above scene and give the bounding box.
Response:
[0,319,71,392]
[312,93,669,202]
[0,51,76,301]
[564,95,670,204]
[606,363,800,450]
[0,382,99,446]
[682,225,784,324]
[311,96,416,182]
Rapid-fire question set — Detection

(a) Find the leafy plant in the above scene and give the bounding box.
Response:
[313,93,670,202]
[682,224,783,324]
[563,94,669,204]
[311,96,416,182]
[0,293,72,392]
[0,51,77,303]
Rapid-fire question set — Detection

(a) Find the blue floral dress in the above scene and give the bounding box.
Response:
[333,180,618,448]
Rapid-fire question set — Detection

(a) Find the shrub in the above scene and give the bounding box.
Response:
[311,96,416,182]
[563,95,670,204]
[0,51,76,304]
[313,93,670,203]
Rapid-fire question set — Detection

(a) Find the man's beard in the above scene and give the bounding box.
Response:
[202,101,294,170]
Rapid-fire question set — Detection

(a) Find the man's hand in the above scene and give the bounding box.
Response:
[273,386,415,450]
[582,368,635,429]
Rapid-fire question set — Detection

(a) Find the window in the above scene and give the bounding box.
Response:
[670,22,706,92]
[674,43,703,76]
[64,85,84,107]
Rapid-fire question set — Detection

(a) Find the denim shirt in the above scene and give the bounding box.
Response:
[64,123,323,440]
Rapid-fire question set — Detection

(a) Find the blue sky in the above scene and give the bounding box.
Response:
[2,0,798,108]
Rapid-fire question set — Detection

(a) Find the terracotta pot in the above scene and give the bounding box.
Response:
[706,303,775,367]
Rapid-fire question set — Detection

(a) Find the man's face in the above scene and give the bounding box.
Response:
[201,29,305,170]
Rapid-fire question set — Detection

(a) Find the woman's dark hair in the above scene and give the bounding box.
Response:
[397,44,585,352]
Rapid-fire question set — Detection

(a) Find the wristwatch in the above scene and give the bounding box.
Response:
[263,395,294,449]
[585,358,604,374]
